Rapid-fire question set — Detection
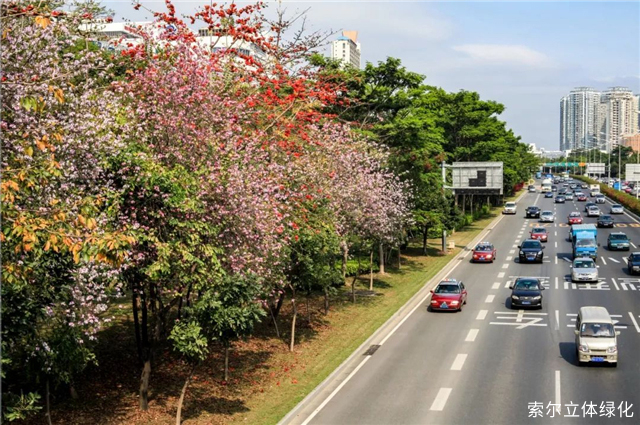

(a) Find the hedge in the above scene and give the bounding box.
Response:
[571,175,640,217]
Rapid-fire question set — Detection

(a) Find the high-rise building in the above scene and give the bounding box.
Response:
[600,87,639,150]
[331,31,361,68]
[559,87,601,152]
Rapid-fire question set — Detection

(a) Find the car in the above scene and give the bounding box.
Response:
[571,257,599,283]
[551,185,558,192]
[528,185,536,193]
[530,227,548,242]
[540,211,555,222]
[525,206,541,218]
[581,183,589,189]
[625,187,633,194]
[568,212,583,225]
[503,202,517,214]
[584,202,596,212]
[518,239,545,263]
[544,192,554,198]
[472,242,496,263]
[597,215,614,228]
[595,194,606,204]
[576,193,587,201]
[558,188,567,195]
[565,192,574,200]
[429,279,467,312]
[607,232,630,251]
[570,184,578,189]
[610,204,624,214]
[555,195,566,203]
[575,306,618,367]
[587,206,601,217]
[628,253,640,275]
[509,277,544,309]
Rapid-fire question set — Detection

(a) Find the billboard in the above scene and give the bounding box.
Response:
[626,164,640,182]
[451,162,503,195]
[586,163,605,174]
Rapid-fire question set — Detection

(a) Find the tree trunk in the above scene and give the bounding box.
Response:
[397,245,402,270]
[462,194,466,214]
[139,290,151,411]
[224,345,230,382]
[422,224,429,255]
[323,286,329,315]
[270,292,285,320]
[175,363,196,425]
[69,383,78,400]
[132,290,142,365]
[379,243,385,274]
[45,379,52,425]
[341,240,348,281]
[306,293,311,324]
[351,255,360,303]
[140,358,151,410]
[269,305,280,337]
[369,249,374,291]
[289,298,297,352]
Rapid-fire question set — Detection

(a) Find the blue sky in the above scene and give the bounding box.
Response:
[104,1,640,150]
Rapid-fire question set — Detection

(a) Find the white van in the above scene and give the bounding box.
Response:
[575,306,619,367]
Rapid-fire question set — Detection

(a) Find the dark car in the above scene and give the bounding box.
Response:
[552,185,558,192]
[584,202,596,212]
[555,195,566,203]
[525,206,541,218]
[509,277,544,309]
[608,233,630,251]
[545,192,554,198]
[597,215,614,228]
[627,253,640,275]
[518,239,545,263]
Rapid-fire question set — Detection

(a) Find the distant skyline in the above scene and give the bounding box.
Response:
[103,1,640,150]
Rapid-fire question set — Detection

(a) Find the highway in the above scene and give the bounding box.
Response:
[283,186,640,425]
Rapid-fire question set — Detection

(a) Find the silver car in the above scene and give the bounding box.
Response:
[610,204,624,214]
[595,194,606,204]
[587,206,601,217]
[565,192,574,200]
[540,211,555,222]
[571,257,599,283]
[575,306,618,366]
[503,202,517,214]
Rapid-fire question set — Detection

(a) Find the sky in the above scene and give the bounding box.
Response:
[102,1,640,151]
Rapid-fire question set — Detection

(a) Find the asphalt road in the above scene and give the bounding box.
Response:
[285,186,640,425]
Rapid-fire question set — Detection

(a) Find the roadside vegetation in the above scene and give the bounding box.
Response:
[2,1,538,424]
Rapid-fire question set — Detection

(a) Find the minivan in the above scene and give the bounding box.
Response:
[575,306,619,367]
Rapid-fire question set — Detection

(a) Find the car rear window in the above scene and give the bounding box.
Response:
[532,228,546,233]
[521,241,541,249]
[475,245,492,251]
[609,234,627,240]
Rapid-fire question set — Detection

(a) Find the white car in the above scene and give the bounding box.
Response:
[587,206,601,217]
[611,204,624,214]
[540,211,555,222]
[595,195,606,204]
[571,257,599,283]
[565,193,574,200]
[503,202,517,215]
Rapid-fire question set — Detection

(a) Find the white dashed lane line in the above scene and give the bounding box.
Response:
[450,354,467,371]
[430,388,452,411]
[492,282,501,289]
[498,272,505,278]
[465,329,479,342]
[601,257,607,266]
[629,312,640,333]
[476,310,488,320]
[485,295,495,303]
[501,264,509,269]
[506,256,513,261]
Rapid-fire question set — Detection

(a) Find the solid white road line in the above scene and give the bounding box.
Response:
[612,278,620,291]
[485,295,495,303]
[450,354,467,371]
[430,388,452,411]
[497,272,505,278]
[555,310,560,330]
[629,312,640,333]
[601,257,607,265]
[555,371,561,414]
[502,263,509,269]
[476,310,488,320]
[300,355,372,425]
[492,282,501,289]
[465,329,479,342]
[506,256,513,261]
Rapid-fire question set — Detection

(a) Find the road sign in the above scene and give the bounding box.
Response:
[626,164,640,181]
[614,182,621,190]
[586,163,605,174]
[450,162,503,195]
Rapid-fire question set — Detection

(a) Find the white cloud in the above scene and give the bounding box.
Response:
[452,44,554,68]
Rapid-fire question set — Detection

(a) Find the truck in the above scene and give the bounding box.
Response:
[569,224,598,259]
[541,178,552,193]
[589,184,600,197]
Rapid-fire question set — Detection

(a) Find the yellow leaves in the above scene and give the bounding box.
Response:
[25,146,34,157]
[77,214,86,226]
[86,217,97,230]
[54,88,65,104]
[35,16,51,29]
[36,135,49,151]
[2,180,19,192]
[52,133,63,143]
[44,240,51,251]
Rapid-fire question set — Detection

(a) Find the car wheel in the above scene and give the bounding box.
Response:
[611,362,618,368]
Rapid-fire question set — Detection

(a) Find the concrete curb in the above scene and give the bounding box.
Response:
[278,189,529,425]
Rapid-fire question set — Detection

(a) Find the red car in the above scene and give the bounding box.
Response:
[576,193,587,201]
[472,242,496,263]
[568,212,583,225]
[530,227,548,242]
[429,279,467,312]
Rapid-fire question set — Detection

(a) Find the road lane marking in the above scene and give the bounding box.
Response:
[555,277,558,290]
[506,256,513,261]
[555,241,558,248]
[502,264,509,269]
[476,310,488,320]
[629,312,640,333]
[516,310,524,322]
[504,281,511,289]
[509,250,515,254]
[485,295,495,303]
[299,355,372,425]
[498,272,505,278]
[555,371,561,415]
[608,257,620,263]
[555,310,559,330]
[601,257,607,265]
[631,283,637,290]
[465,329,479,342]
[632,242,638,249]
[621,280,629,291]
[450,354,467,371]
[555,231,557,236]
[555,256,558,265]
[612,278,620,291]
[430,388,452,411]
[623,257,628,264]
[515,240,521,244]
[492,282,500,289]
[512,244,518,248]
[564,281,569,290]
[562,257,571,262]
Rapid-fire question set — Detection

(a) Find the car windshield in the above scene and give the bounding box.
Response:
[542,212,553,216]
[580,323,615,338]
[600,215,612,220]
[576,239,597,248]
[521,241,541,249]
[574,260,595,268]
[435,285,460,294]
[505,203,515,208]
[514,280,540,291]
[475,245,492,251]
[532,228,546,233]
[610,234,627,240]
[631,254,640,261]
[613,205,622,209]
[528,206,539,210]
